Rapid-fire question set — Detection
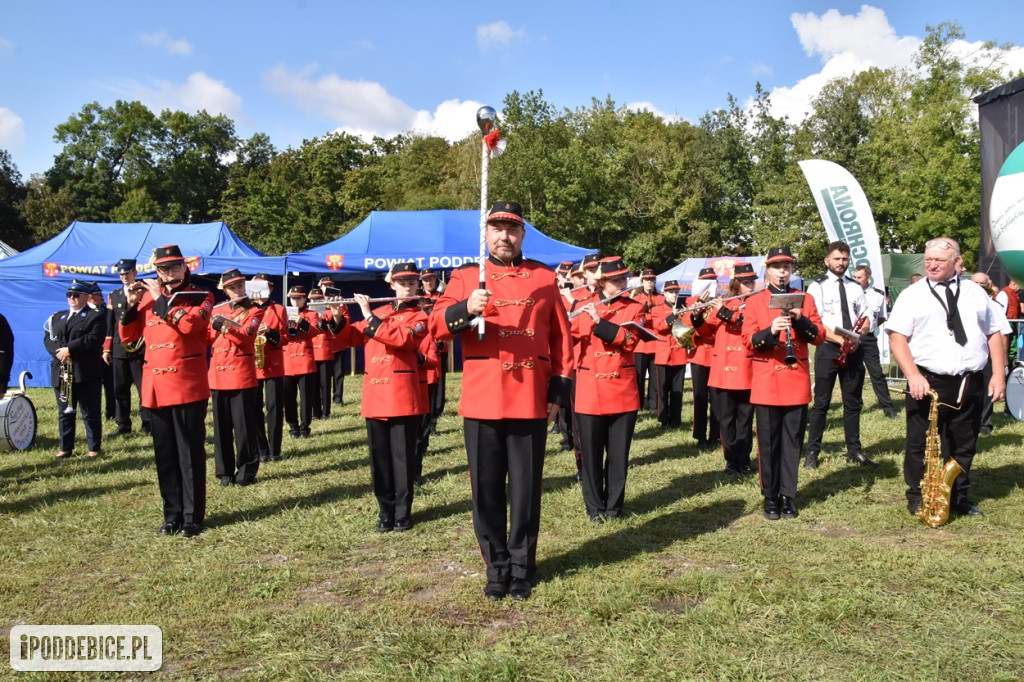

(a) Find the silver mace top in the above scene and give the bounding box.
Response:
[476,106,497,134]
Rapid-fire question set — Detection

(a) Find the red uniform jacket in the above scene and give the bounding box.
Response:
[312,310,343,363]
[694,298,752,391]
[652,300,689,366]
[343,301,433,419]
[420,291,448,369]
[120,285,214,409]
[569,289,600,367]
[741,286,825,406]
[632,290,663,355]
[283,307,322,376]
[683,295,716,366]
[428,255,574,420]
[207,300,263,391]
[571,295,644,415]
[255,301,288,380]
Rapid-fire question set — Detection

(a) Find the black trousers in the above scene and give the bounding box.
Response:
[575,411,637,518]
[807,341,864,456]
[656,363,685,427]
[54,381,102,452]
[416,383,440,474]
[211,387,261,483]
[256,376,285,460]
[431,351,448,429]
[980,358,994,431]
[556,401,574,449]
[284,372,315,436]
[113,355,149,432]
[716,388,754,469]
[150,400,207,526]
[464,418,546,584]
[690,362,718,442]
[755,404,806,500]
[102,360,115,420]
[635,352,655,410]
[366,415,418,523]
[332,350,347,404]
[861,334,895,412]
[904,368,984,507]
[313,360,332,419]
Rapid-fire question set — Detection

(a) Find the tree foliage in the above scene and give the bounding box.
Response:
[6,23,1019,272]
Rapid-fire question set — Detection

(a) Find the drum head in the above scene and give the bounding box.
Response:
[1006,367,1024,422]
[0,395,37,451]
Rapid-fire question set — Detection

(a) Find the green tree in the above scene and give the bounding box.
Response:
[0,150,29,250]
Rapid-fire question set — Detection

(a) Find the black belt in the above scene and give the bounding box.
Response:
[917,365,981,381]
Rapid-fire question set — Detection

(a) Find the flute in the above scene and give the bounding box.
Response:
[306,295,422,310]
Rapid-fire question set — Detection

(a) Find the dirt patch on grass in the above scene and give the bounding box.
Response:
[295,580,364,609]
[819,527,857,539]
[654,595,705,615]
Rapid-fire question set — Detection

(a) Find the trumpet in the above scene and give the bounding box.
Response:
[306,295,422,310]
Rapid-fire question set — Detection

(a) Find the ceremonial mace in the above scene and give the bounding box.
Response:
[476,105,499,340]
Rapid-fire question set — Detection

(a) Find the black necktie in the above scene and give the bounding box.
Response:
[940,281,967,346]
[837,278,853,329]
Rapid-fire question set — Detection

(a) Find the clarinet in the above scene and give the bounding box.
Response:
[783,310,797,365]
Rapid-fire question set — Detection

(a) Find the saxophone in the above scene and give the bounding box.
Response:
[917,389,963,528]
[254,333,266,370]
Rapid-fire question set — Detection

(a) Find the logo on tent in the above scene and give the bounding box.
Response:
[326,255,344,271]
[709,257,741,280]
[44,262,59,278]
[186,256,201,272]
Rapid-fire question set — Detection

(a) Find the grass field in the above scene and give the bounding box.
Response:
[2,374,1024,681]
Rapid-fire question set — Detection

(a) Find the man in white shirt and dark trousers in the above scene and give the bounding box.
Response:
[887,237,1006,517]
[804,241,878,469]
[853,264,898,419]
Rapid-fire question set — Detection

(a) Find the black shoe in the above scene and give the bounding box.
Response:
[560,442,573,452]
[333,398,344,405]
[180,522,202,538]
[288,431,300,440]
[141,426,153,436]
[484,581,508,601]
[780,496,798,519]
[847,451,880,468]
[159,522,181,536]
[589,514,604,524]
[803,452,819,469]
[980,426,993,437]
[376,519,395,533]
[235,477,257,487]
[395,518,413,532]
[739,465,753,475]
[299,430,311,439]
[219,476,233,487]
[695,439,710,450]
[259,455,271,463]
[883,409,898,419]
[764,497,781,521]
[908,500,921,516]
[110,426,132,437]
[954,501,984,517]
[509,578,532,601]
[269,454,282,462]
[412,476,424,486]
[724,466,741,476]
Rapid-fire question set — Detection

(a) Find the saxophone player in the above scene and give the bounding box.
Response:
[886,237,1005,518]
[45,279,106,459]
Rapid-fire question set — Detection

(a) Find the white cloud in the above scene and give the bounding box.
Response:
[108,72,243,119]
[265,64,483,142]
[477,21,526,51]
[0,107,26,148]
[757,5,1024,124]
[624,101,684,124]
[138,30,192,56]
[751,62,773,77]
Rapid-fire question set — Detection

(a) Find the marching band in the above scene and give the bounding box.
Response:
[29,225,1012,602]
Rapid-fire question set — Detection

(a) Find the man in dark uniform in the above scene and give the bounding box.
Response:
[428,201,573,602]
[87,282,117,422]
[45,279,107,458]
[104,259,150,436]
[121,245,214,537]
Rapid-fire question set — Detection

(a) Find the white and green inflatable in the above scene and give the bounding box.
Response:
[991,141,1024,284]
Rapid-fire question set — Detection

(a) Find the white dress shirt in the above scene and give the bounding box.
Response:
[807,272,873,336]
[886,278,1002,375]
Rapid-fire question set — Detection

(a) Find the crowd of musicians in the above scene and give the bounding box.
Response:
[38,204,1012,601]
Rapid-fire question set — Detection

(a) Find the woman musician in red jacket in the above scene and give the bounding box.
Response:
[571,257,645,523]
[341,262,437,532]
[741,247,825,521]
[691,262,758,476]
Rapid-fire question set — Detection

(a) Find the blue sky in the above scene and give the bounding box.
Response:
[2,2,1022,178]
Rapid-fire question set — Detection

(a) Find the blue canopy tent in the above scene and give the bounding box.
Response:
[657,256,803,294]
[0,221,286,387]
[284,209,596,279]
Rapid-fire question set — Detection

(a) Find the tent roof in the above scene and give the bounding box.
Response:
[285,210,596,278]
[0,221,285,281]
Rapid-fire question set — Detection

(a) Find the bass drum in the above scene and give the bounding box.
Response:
[1007,365,1024,422]
[0,394,37,451]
